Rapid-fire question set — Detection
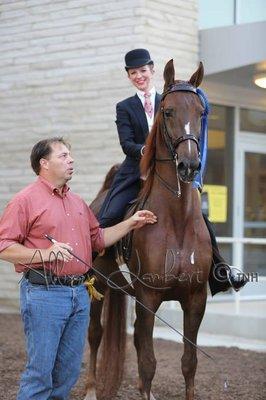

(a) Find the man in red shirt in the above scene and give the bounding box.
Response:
[0,137,156,400]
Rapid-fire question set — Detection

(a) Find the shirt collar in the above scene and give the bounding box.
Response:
[38,176,70,196]
[136,86,156,98]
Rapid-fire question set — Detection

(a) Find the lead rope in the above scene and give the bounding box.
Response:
[84,276,104,300]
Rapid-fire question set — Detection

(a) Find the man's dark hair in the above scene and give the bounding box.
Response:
[30,137,70,175]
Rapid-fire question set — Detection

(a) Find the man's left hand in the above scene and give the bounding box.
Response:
[103,210,157,248]
[130,210,157,229]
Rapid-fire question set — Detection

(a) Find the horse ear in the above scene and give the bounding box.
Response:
[189,62,204,87]
[163,59,175,92]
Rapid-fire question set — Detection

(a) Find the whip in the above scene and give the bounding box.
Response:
[45,234,214,360]
[45,233,229,393]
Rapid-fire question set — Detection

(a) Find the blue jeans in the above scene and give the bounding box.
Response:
[17,278,90,400]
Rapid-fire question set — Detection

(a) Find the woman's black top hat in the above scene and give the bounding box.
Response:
[125,48,153,70]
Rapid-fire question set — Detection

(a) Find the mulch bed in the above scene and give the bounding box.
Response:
[0,313,265,400]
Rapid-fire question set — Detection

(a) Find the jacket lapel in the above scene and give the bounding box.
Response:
[131,93,161,138]
[132,94,149,136]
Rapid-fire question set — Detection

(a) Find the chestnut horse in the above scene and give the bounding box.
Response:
[84,60,212,400]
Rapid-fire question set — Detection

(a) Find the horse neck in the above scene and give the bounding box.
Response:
[151,171,194,219]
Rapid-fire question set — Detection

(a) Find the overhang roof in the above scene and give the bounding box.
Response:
[200,21,266,96]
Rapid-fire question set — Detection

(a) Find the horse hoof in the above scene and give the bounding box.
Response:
[150,392,157,400]
[83,389,97,400]
[141,392,157,400]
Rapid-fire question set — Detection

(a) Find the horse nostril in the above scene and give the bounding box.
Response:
[189,160,200,171]
[177,161,186,172]
[177,159,200,178]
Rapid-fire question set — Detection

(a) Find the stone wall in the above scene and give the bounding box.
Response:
[0,0,198,307]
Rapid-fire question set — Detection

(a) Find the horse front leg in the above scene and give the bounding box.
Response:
[84,299,104,400]
[134,292,161,400]
[181,289,207,400]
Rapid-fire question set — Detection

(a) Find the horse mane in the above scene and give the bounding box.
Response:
[90,163,121,216]
[139,110,162,200]
[96,163,121,196]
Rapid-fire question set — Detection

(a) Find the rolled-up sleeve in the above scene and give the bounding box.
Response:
[87,207,105,253]
[0,196,29,253]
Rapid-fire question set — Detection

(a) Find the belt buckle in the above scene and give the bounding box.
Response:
[69,276,80,287]
[68,276,75,287]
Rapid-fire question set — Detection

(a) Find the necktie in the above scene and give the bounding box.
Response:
[144,92,153,118]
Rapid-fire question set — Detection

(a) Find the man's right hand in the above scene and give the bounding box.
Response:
[43,242,73,263]
[0,242,73,265]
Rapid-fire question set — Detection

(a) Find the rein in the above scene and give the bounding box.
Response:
[155,83,209,197]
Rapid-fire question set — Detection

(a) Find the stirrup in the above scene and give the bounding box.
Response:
[226,266,248,292]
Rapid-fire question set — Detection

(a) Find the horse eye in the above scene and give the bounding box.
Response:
[164,109,173,118]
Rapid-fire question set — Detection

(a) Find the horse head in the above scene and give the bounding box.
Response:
[161,60,205,183]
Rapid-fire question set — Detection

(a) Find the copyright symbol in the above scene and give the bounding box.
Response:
[213,263,230,282]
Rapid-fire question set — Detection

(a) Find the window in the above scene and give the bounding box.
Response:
[199,0,235,29]
[199,0,266,29]
[237,0,266,24]
[240,108,266,133]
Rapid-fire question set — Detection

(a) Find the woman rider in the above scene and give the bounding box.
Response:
[98,48,247,295]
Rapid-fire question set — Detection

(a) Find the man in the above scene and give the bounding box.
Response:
[0,137,157,400]
[98,48,247,295]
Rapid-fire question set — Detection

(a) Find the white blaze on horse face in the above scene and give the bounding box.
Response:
[184,122,190,135]
[184,122,191,156]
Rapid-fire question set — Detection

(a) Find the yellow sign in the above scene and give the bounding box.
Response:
[201,185,227,223]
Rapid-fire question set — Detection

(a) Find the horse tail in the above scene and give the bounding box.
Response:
[96,163,121,196]
[97,287,127,399]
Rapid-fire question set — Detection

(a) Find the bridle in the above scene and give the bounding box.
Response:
[160,83,201,161]
[155,83,208,197]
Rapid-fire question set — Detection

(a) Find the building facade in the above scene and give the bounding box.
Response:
[0,0,199,306]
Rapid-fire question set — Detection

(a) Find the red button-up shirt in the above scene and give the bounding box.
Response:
[0,176,105,276]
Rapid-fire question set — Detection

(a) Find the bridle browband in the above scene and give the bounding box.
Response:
[155,83,203,197]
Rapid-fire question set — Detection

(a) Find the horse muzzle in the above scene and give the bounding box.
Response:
[177,159,201,183]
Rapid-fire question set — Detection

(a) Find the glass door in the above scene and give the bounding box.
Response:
[234,132,266,298]
[243,152,266,275]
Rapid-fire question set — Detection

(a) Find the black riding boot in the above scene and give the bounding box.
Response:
[203,214,248,296]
